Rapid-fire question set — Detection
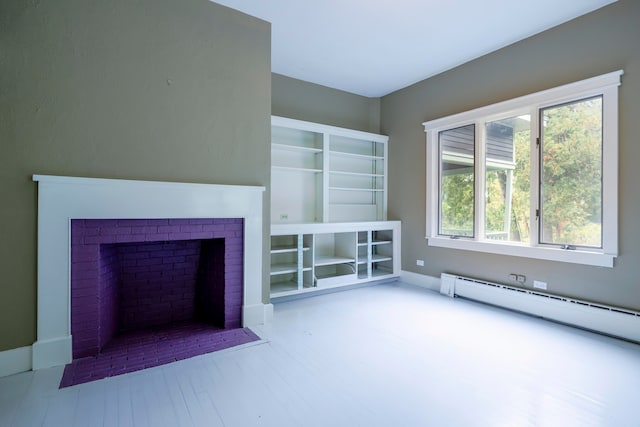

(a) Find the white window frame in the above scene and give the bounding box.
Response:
[423,70,623,268]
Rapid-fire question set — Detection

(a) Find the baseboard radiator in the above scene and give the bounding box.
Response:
[440,273,640,343]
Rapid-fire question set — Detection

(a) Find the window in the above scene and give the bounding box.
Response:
[439,124,475,237]
[539,97,603,248]
[424,71,622,267]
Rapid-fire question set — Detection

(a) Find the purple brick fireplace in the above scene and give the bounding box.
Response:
[32,175,269,372]
[70,218,243,359]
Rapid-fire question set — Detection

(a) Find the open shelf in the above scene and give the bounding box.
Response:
[270,263,298,275]
[371,267,393,277]
[330,170,384,178]
[329,151,385,161]
[329,187,385,192]
[270,222,400,297]
[270,245,297,254]
[272,143,322,154]
[270,280,298,294]
[273,165,323,174]
[372,239,392,245]
[314,255,356,266]
[272,116,388,223]
[272,125,323,150]
[272,152,322,172]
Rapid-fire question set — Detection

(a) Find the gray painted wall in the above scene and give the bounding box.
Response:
[272,74,381,133]
[0,0,271,352]
[381,0,640,311]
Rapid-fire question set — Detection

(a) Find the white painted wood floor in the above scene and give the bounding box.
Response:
[2,281,640,427]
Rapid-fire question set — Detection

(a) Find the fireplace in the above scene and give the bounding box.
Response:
[32,175,271,370]
[70,218,243,359]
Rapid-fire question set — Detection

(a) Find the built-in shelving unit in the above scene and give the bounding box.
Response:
[271,116,388,224]
[270,222,401,298]
[271,123,324,223]
[269,233,315,295]
[328,134,386,223]
[270,116,399,298]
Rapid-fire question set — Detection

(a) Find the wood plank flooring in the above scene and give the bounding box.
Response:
[1,281,639,426]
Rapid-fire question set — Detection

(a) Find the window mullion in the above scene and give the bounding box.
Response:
[529,108,540,247]
[426,130,439,238]
[476,120,486,241]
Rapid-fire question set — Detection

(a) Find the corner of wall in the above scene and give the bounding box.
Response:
[368,97,382,134]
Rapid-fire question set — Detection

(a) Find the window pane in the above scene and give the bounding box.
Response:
[485,115,531,242]
[439,125,475,237]
[540,97,602,248]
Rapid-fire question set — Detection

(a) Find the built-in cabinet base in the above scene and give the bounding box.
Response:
[270,221,401,298]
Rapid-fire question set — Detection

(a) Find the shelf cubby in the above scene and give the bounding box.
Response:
[270,222,400,297]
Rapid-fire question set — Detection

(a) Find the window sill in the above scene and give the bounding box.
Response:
[426,236,615,268]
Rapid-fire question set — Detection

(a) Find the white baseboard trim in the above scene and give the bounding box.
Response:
[0,346,32,378]
[243,303,273,327]
[32,336,73,370]
[263,303,274,324]
[400,270,441,292]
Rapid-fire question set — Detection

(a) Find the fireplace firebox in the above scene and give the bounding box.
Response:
[71,218,243,359]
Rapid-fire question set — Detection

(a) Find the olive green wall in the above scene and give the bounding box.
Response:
[272,73,381,133]
[381,0,640,310]
[0,0,271,352]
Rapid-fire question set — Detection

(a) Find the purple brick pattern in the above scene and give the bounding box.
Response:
[59,324,260,388]
[70,218,244,359]
[196,239,242,328]
[99,245,119,352]
[116,240,201,332]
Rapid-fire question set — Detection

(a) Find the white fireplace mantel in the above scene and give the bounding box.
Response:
[32,174,270,370]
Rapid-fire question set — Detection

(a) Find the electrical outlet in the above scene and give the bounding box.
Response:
[416,259,425,266]
[533,280,547,290]
[509,273,526,283]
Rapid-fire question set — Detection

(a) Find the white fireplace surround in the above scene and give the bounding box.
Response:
[32,175,270,370]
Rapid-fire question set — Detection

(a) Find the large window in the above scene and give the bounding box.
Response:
[424,71,622,267]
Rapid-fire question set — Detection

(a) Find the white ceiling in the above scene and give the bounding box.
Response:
[213,0,617,97]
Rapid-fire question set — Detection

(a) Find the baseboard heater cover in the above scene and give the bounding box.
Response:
[440,273,640,343]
